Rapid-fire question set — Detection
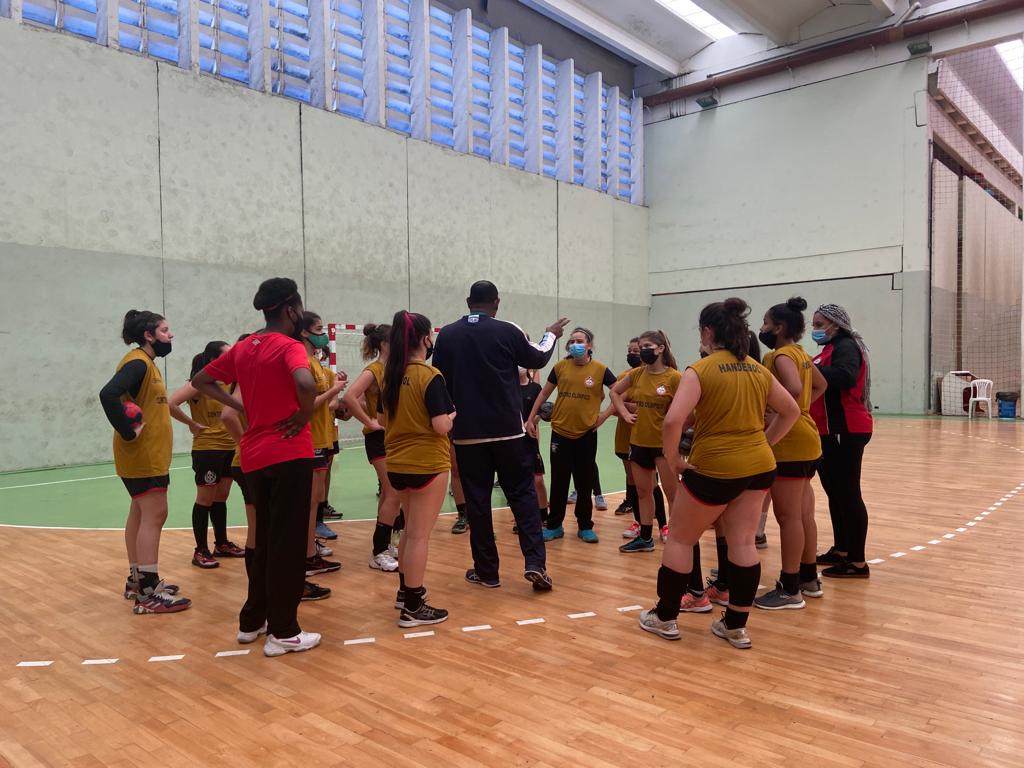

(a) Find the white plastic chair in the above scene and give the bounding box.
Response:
[968,379,994,419]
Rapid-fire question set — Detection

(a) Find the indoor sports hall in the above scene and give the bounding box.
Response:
[1,1,1022,766]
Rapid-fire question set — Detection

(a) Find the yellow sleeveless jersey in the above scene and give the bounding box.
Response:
[112,349,172,478]
[362,360,384,436]
[384,362,452,474]
[687,351,776,479]
[548,358,614,439]
[614,368,634,455]
[763,344,822,463]
[189,383,236,451]
[628,367,682,448]
[309,355,335,450]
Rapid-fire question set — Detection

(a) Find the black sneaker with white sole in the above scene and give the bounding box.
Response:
[301,581,331,601]
[394,586,428,610]
[524,568,553,591]
[464,569,501,588]
[397,602,449,627]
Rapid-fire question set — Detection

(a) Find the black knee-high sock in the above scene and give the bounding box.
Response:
[192,504,211,551]
[724,561,761,629]
[372,520,393,555]
[653,485,667,528]
[715,537,729,589]
[655,565,688,622]
[799,562,818,582]
[210,501,228,545]
[455,503,466,518]
[393,510,405,532]
[539,507,549,524]
[399,571,406,590]
[316,501,326,524]
[688,542,704,595]
[244,547,255,577]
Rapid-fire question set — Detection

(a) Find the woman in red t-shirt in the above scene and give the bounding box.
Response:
[193,277,321,658]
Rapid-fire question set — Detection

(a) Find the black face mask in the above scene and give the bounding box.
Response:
[152,339,172,358]
[758,330,777,350]
[626,352,642,368]
[639,348,658,365]
[425,343,434,361]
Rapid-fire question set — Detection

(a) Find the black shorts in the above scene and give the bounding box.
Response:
[121,475,170,499]
[387,472,439,491]
[230,466,253,504]
[364,429,386,464]
[525,437,545,475]
[775,459,820,479]
[192,449,234,486]
[628,444,662,471]
[615,451,630,461]
[682,469,776,506]
[313,447,330,471]
[329,440,340,456]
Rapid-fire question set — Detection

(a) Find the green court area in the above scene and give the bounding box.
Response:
[0,423,626,529]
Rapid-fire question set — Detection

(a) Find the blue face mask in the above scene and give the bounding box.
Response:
[811,329,829,345]
[308,332,330,349]
[568,343,587,359]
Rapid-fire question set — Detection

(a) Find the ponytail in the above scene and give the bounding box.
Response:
[382,310,432,417]
[121,309,164,346]
[190,340,229,379]
[699,298,750,360]
[361,323,391,361]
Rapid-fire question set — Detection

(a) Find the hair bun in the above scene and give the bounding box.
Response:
[363,324,377,336]
[786,297,808,312]
[722,297,749,317]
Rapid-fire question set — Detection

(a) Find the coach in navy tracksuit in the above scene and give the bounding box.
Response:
[433,281,568,592]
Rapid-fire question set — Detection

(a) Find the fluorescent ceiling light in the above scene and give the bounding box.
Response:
[996,39,1023,90]
[657,0,736,41]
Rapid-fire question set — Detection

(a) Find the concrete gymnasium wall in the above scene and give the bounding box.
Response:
[645,60,931,414]
[0,22,650,471]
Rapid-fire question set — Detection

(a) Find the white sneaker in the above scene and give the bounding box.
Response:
[264,631,322,657]
[315,539,333,557]
[710,616,752,650]
[237,622,268,644]
[369,551,399,572]
[387,543,399,559]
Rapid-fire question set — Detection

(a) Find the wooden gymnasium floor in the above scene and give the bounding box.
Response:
[1,416,1022,768]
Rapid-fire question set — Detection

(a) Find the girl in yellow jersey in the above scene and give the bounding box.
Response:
[343,323,402,572]
[99,310,191,615]
[381,311,456,627]
[638,299,799,649]
[610,330,681,553]
[526,327,617,543]
[169,341,246,569]
[754,298,827,610]
[301,312,347,578]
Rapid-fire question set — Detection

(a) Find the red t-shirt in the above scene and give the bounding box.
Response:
[203,332,313,472]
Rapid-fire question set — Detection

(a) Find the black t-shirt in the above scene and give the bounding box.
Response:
[520,381,542,422]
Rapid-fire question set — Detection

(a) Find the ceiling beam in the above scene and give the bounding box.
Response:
[516,0,683,75]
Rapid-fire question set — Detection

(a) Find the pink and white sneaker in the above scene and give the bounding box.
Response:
[659,525,669,543]
[622,521,640,539]
[680,592,712,613]
[264,631,322,657]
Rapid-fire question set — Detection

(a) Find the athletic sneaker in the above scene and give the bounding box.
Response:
[568,491,578,504]
[614,501,633,516]
[451,515,468,535]
[124,579,179,600]
[705,579,729,607]
[680,591,712,613]
[800,578,824,598]
[543,526,565,541]
[394,587,428,610]
[322,503,343,520]
[816,547,846,566]
[619,537,655,553]
[622,521,641,539]
[755,533,768,550]
[398,602,449,628]
[237,622,268,644]
[315,539,333,557]
[594,495,608,511]
[305,555,341,576]
[301,581,331,601]
[754,582,806,610]
[659,525,670,543]
[525,568,553,591]
[464,569,501,588]
[577,529,599,543]
[638,608,681,641]
[369,551,399,572]
[710,614,752,649]
[315,521,338,540]
[192,548,220,569]
[822,562,870,579]
[387,542,399,559]
[213,541,245,557]
[133,585,192,615]
[264,631,321,657]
